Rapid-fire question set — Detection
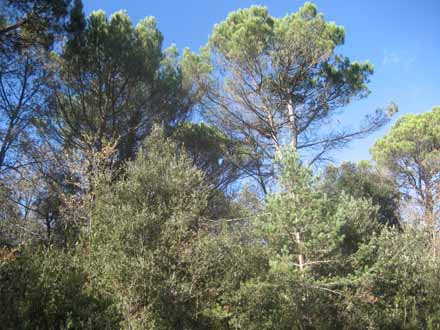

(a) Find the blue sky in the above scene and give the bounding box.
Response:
[84,0,440,163]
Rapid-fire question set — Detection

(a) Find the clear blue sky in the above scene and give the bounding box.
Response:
[83,0,440,163]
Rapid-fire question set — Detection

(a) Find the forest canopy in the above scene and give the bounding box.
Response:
[1,1,439,329]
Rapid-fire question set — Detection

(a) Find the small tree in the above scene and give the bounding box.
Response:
[227,151,382,329]
[89,127,222,328]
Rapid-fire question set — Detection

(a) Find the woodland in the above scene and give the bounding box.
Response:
[1,1,440,329]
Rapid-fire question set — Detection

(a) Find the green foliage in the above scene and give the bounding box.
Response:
[259,152,380,265]
[0,0,72,50]
[372,107,440,177]
[222,152,440,329]
[87,127,277,329]
[372,106,440,226]
[0,247,120,329]
[321,161,401,226]
[0,2,439,329]
[199,1,385,185]
[89,127,214,328]
[346,228,440,329]
[170,122,247,191]
[0,184,21,247]
[47,9,198,165]
[222,151,379,329]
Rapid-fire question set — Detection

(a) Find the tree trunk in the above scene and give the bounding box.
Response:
[266,108,281,154]
[295,231,305,271]
[287,98,297,152]
[287,97,304,271]
[424,187,435,230]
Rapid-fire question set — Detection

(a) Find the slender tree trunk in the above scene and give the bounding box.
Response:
[424,187,435,229]
[423,183,437,258]
[421,175,435,228]
[0,120,15,170]
[287,97,297,152]
[45,216,51,244]
[287,97,304,270]
[0,19,26,36]
[295,232,305,271]
[266,109,281,154]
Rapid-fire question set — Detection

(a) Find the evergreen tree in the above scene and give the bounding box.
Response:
[372,106,440,228]
[195,2,391,192]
